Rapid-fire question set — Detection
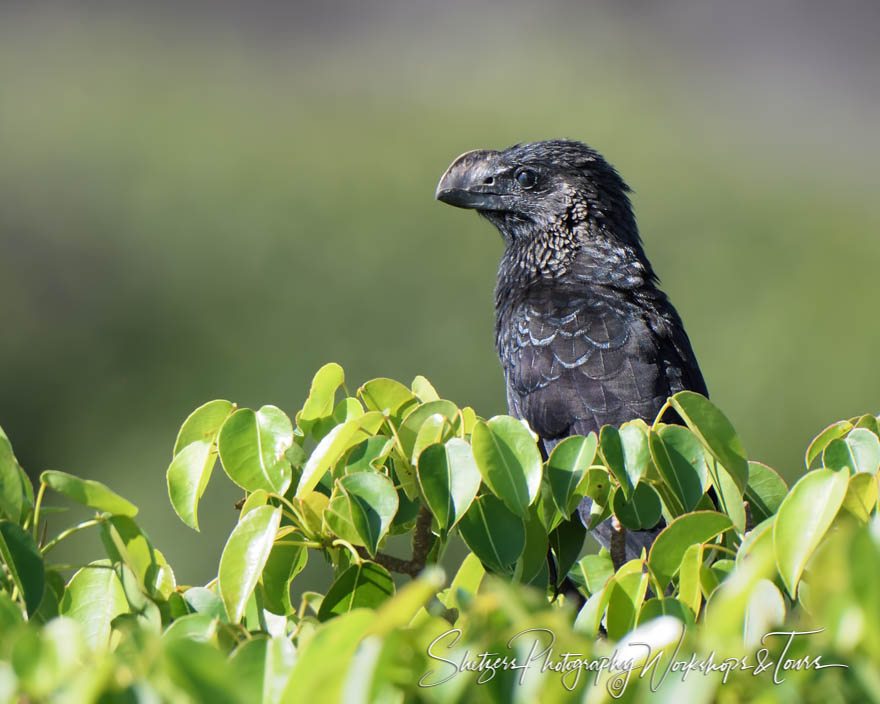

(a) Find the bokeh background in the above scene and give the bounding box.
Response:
[1,0,879,586]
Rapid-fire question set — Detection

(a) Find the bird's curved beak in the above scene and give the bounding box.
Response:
[435,149,511,211]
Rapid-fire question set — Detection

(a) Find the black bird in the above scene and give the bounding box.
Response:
[435,139,707,563]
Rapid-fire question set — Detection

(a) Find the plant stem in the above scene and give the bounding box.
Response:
[41,518,101,555]
[32,482,47,541]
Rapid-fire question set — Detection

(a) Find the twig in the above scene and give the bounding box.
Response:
[356,505,434,578]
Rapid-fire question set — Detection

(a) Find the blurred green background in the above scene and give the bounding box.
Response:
[1,1,878,585]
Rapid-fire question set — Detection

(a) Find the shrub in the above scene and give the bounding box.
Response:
[0,363,878,702]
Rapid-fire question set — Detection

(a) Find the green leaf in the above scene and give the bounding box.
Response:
[605,570,650,640]
[299,363,345,427]
[458,494,525,574]
[842,472,879,522]
[647,511,733,590]
[60,560,128,649]
[410,414,454,466]
[823,428,880,475]
[167,440,216,531]
[438,553,484,611]
[612,482,663,531]
[669,391,749,491]
[0,520,44,616]
[334,473,399,556]
[620,420,651,487]
[173,399,235,455]
[295,412,384,499]
[774,468,848,597]
[98,516,157,590]
[416,439,481,534]
[546,434,597,518]
[317,561,395,621]
[217,408,293,494]
[411,375,440,402]
[471,416,542,518]
[677,543,703,615]
[712,458,747,532]
[281,610,374,703]
[229,636,296,704]
[743,579,786,648]
[40,470,138,517]
[648,426,705,514]
[261,537,308,615]
[599,425,633,499]
[218,505,282,623]
[745,461,788,523]
[0,427,25,522]
[805,420,853,469]
[358,378,419,423]
[514,505,550,585]
[570,552,614,597]
[167,400,234,531]
[549,518,586,586]
[398,400,459,458]
[344,437,394,475]
[637,598,695,627]
[183,587,228,622]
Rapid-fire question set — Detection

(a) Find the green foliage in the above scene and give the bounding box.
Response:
[1,364,879,702]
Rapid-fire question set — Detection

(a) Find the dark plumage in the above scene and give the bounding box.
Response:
[436,139,707,561]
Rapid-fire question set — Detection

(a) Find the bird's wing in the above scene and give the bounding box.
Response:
[500,287,704,444]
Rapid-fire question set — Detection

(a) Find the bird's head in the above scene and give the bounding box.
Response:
[436,140,644,273]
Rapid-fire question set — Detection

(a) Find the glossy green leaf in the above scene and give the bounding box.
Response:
[745,461,788,524]
[570,552,614,596]
[281,610,374,703]
[183,587,228,622]
[743,579,786,648]
[612,482,663,531]
[411,375,440,402]
[173,399,234,454]
[637,598,695,627]
[471,416,542,518]
[649,427,704,514]
[295,412,384,499]
[410,414,453,466]
[334,473,398,556]
[218,505,282,623]
[713,458,747,532]
[549,518,586,586]
[358,378,419,422]
[317,561,394,621]
[648,511,733,590]
[823,428,880,475]
[458,494,525,574]
[805,420,853,469]
[438,553,484,612]
[774,468,848,597]
[40,470,137,517]
[217,407,293,494]
[168,401,235,530]
[546,433,597,517]
[842,472,879,521]
[669,391,748,491]
[261,538,308,616]
[344,436,393,475]
[599,425,633,498]
[620,420,651,487]
[398,400,459,458]
[299,362,345,426]
[59,561,128,649]
[678,543,703,615]
[605,570,650,640]
[417,438,481,534]
[0,520,44,616]
[514,505,549,585]
[229,636,295,704]
[0,427,25,522]
[333,397,364,425]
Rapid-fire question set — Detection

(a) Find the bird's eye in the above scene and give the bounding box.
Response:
[515,168,538,189]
